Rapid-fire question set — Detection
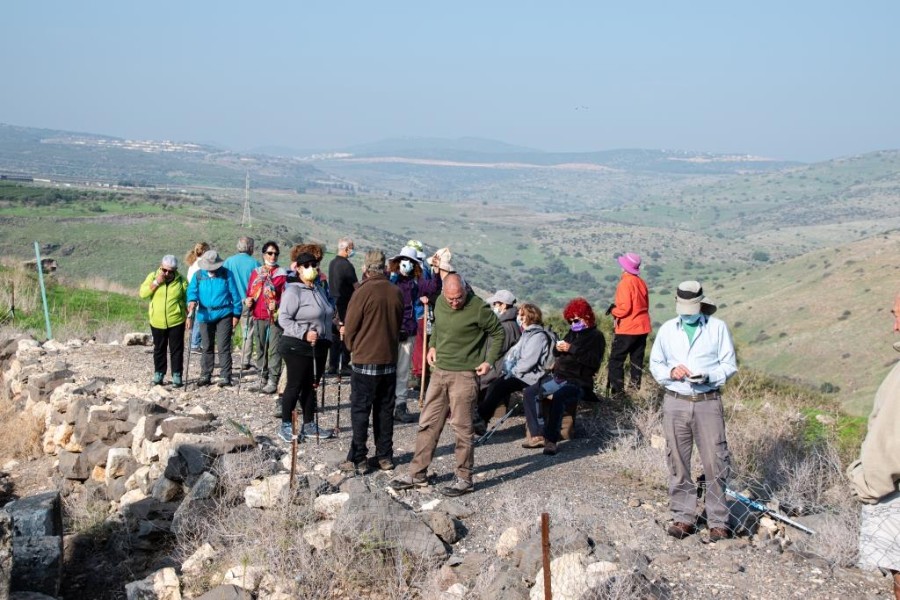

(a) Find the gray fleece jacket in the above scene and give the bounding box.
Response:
[278,282,334,343]
[503,324,553,385]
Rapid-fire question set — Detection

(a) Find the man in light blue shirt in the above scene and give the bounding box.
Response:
[650,280,737,542]
[223,236,261,369]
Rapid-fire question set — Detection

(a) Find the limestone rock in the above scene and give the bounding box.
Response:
[124,567,182,600]
[423,510,459,545]
[497,526,522,557]
[313,492,349,519]
[302,520,334,550]
[195,585,252,600]
[530,553,589,600]
[221,565,265,592]
[181,542,217,576]
[244,474,291,509]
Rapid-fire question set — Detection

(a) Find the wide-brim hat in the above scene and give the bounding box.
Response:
[391,246,421,264]
[197,250,224,271]
[700,298,717,316]
[431,247,453,272]
[675,280,705,315]
[617,252,641,275]
[486,289,516,306]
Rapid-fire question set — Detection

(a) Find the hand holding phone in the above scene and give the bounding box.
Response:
[686,373,707,384]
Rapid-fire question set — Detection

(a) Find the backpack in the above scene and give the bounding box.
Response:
[538,328,557,372]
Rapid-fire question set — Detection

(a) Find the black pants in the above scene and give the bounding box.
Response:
[151,323,186,375]
[200,317,233,380]
[478,376,527,422]
[280,337,329,424]
[607,333,648,394]
[328,328,352,371]
[347,370,397,463]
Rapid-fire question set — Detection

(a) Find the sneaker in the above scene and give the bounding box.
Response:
[152,372,164,385]
[472,417,488,437]
[301,422,333,440]
[393,403,417,424]
[542,441,558,456]
[389,474,428,491]
[241,364,255,372]
[667,522,696,539]
[190,346,202,354]
[522,436,545,449]
[441,478,474,497]
[196,376,212,387]
[172,373,183,388]
[325,367,338,376]
[339,459,368,474]
[261,380,278,394]
[217,377,232,387]
[278,422,293,444]
[368,457,394,472]
[339,366,353,378]
[273,398,282,418]
[708,527,731,542]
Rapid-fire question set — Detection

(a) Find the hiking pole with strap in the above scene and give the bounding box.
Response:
[311,339,320,445]
[290,409,299,489]
[236,318,255,397]
[335,330,344,437]
[475,396,522,446]
[183,306,195,391]
[419,303,429,408]
[725,488,816,535]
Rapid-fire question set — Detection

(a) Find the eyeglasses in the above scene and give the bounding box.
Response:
[160,268,175,274]
[300,261,318,269]
[264,251,279,256]
[446,294,466,304]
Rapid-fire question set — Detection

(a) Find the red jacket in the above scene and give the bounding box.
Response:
[611,272,651,335]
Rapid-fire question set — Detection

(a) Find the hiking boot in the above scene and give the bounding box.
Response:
[472,417,488,437]
[339,459,368,474]
[339,366,353,378]
[522,436,545,449]
[667,522,696,539]
[241,363,255,372]
[190,346,202,354]
[389,474,428,491]
[393,403,417,424]
[152,372,164,385]
[368,457,394,472]
[217,377,232,387]
[196,375,212,387]
[542,441,558,456]
[708,527,731,542]
[273,398,282,418]
[325,367,337,376]
[172,373,183,388]
[278,422,293,444]
[261,379,278,394]
[301,422,333,440]
[441,478,474,497]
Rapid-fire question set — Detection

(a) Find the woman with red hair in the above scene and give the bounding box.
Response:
[522,297,605,455]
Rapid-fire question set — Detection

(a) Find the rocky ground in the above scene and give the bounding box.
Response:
[2,338,894,599]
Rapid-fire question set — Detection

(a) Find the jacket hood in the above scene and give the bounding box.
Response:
[499,306,518,322]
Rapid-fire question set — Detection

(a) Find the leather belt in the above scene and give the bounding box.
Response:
[666,390,721,402]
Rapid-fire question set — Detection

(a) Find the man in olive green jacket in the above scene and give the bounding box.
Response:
[139,255,188,386]
[391,274,504,497]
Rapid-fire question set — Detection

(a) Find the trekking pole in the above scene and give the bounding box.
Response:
[311,339,320,445]
[236,319,254,397]
[335,331,344,437]
[290,409,298,490]
[183,306,195,391]
[725,488,816,535]
[419,304,429,407]
[474,397,521,446]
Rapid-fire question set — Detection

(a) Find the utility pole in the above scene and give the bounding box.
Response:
[241,172,252,228]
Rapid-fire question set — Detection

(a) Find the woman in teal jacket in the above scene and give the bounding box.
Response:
[139,255,188,386]
[187,250,243,387]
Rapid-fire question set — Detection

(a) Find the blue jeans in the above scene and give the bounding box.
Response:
[190,318,202,348]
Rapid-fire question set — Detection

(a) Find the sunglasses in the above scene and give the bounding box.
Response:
[160,268,175,274]
[300,261,318,269]
[264,251,279,256]
[567,317,583,324]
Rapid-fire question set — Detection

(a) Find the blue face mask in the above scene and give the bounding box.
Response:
[347,249,355,258]
[680,314,702,325]
[400,260,414,276]
[516,316,525,328]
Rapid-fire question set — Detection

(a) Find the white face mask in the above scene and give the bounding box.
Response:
[264,259,277,267]
[492,305,503,316]
[347,248,355,258]
[300,266,318,283]
[400,260,414,276]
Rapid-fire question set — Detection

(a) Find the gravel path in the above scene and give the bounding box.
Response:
[39,341,891,599]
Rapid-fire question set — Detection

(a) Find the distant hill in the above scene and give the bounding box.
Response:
[344,136,541,156]
[0,123,324,190]
[714,231,900,415]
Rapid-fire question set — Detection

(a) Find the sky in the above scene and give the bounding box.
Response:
[3,1,899,162]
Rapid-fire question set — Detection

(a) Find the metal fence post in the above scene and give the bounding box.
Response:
[33,241,52,340]
[541,512,552,600]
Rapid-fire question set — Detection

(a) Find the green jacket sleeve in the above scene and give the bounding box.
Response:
[138,271,158,299]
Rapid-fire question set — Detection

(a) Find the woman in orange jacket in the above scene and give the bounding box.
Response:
[607,252,651,397]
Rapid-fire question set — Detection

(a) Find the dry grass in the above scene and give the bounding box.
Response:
[0,399,45,460]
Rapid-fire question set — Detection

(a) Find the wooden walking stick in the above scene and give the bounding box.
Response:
[183,306,195,390]
[419,303,429,407]
[311,339,320,445]
[290,409,298,490]
[335,331,344,437]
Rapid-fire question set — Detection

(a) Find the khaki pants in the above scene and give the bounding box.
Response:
[409,368,478,483]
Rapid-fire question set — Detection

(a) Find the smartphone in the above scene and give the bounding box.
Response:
[686,373,706,383]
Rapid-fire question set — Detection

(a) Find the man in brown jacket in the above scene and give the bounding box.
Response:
[340,250,404,474]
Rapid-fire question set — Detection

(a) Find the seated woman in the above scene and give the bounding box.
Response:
[477,303,552,429]
[522,297,605,455]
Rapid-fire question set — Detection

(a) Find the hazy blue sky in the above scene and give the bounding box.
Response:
[3,1,898,161]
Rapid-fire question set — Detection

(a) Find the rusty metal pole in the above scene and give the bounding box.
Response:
[541,512,552,600]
